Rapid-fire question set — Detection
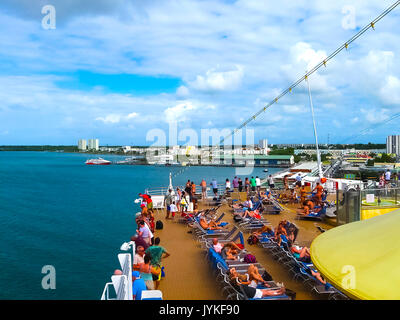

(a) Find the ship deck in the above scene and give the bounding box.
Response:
[152,199,335,300]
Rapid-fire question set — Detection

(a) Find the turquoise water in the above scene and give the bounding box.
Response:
[0,151,279,299]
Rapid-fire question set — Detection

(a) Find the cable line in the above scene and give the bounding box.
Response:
[218,0,400,146]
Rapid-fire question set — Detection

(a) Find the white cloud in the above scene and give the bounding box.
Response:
[360,107,390,123]
[176,85,190,97]
[164,101,196,123]
[96,114,122,123]
[380,75,400,105]
[189,65,244,92]
[283,105,303,114]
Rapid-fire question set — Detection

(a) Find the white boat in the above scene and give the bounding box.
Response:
[85,158,111,165]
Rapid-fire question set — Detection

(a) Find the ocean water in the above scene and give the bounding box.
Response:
[0,151,279,299]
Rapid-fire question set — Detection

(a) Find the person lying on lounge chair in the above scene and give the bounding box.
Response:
[229,269,285,298]
[240,209,261,220]
[298,202,322,216]
[199,217,223,230]
[252,225,274,238]
[221,245,240,260]
[213,238,242,260]
[290,244,311,263]
[229,267,271,288]
[305,268,327,285]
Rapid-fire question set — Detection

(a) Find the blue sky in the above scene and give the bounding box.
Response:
[0,0,400,145]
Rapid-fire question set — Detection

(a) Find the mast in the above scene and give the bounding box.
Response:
[168,172,175,195]
[306,76,323,179]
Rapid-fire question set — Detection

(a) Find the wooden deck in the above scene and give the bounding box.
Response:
[152,199,335,300]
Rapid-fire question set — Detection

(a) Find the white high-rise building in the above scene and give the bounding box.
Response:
[259,139,268,149]
[88,139,99,151]
[386,135,400,155]
[78,139,87,151]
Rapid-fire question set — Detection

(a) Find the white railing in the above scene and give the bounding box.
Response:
[101,252,133,300]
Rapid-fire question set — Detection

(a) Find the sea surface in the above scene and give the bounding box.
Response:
[0,151,280,299]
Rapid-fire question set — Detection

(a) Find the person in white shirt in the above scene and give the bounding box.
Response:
[169,201,177,219]
[385,169,391,184]
[268,175,275,189]
[225,179,231,191]
[255,176,261,192]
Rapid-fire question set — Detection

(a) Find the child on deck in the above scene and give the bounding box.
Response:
[170,201,177,220]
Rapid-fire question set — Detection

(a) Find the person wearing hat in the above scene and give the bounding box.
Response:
[132,271,146,300]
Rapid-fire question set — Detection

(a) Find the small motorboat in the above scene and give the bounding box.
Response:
[263,168,269,172]
[85,157,111,165]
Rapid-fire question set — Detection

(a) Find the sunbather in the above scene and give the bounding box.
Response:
[229,269,285,298]
[229,267,270,288]
[290,244,311,263]
[298,202,322,216]
[240,209,261,220]
[213,238,242,260]
[305,268,327,285]
[252,225,274,238]
[199,217,223,230]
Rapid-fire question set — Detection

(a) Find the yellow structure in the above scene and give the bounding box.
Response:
[310,209,400,299]
[361,207,398,220]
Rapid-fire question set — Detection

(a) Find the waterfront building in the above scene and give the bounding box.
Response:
[78,139,87,151]
[259,139,268,149]
[386,135,400,155]
[88,139,99,151]
[218,154,294,167]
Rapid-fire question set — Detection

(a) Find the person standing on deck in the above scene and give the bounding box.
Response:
[132,271,147,300]
[176,187,182,212]
[268,175,275,189]
[225,178,231,192]
[191,181,196,202]
[245,177,250,193]
[137,220,153,246]
[312,182,324,206]
[210,178,218,197]
[200,179,207,200]
[250,176,256,192]
[385,169,391,186]
[185,180,192,195]
[145,237,170,289]
[131,234,149,251]
[164,189,174,219]
[295,173,302,187]
[283,175,289,190]
[238,177,243,192]
[169,201,177,219]
[299,185,307,205]
[133,246,146,271]
[256,176,261,192]
[232,176,239,191]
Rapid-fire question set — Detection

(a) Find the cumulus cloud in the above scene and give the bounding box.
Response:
[189,65,244,92]
[164,101,197,123]
[95,112,139,124]
[176,85,190,98]
[380,75,400,105]
[283,105,303,114]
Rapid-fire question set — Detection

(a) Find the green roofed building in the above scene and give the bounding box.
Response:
[217,155,294,167]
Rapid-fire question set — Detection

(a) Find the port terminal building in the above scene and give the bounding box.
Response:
[217,155,294,167]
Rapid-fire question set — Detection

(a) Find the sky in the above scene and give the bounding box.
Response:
[0,0,400,146]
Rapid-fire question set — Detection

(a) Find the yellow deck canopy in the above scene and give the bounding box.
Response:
[310,209,400,300]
